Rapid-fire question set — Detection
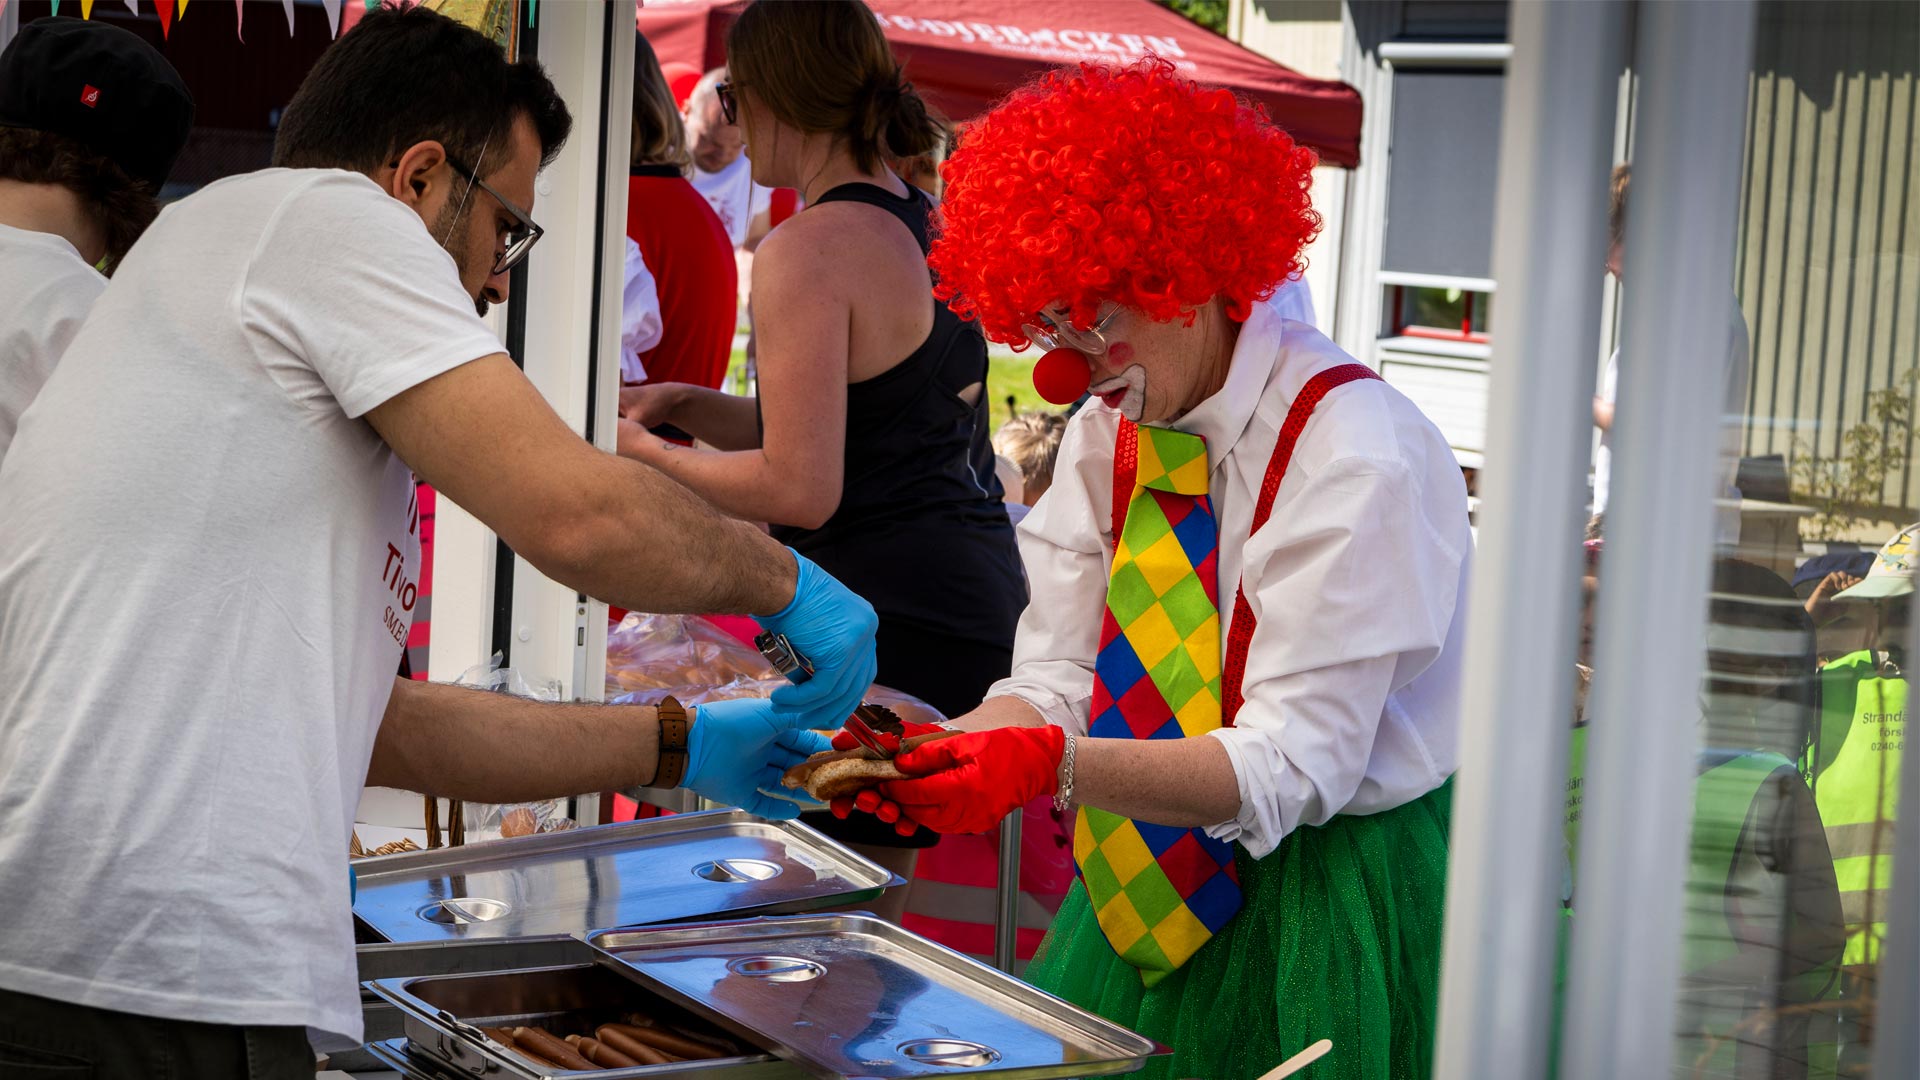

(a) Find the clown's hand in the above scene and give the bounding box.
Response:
[831,788,922,838]
[871,726,1065,835]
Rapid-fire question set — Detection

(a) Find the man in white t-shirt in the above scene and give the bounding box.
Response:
[683,67,773,250]
[1592,164,1751,543]
[0,17,193,466]
[0,10,876,1075]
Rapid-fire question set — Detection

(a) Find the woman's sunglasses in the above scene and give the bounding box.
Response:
[716,81,739,126]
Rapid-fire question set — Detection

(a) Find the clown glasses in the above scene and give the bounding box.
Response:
[1024,303,1122,356]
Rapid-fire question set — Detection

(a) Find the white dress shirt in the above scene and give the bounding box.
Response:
[989,298,1471,857]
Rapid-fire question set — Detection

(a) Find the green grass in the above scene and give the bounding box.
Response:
[988,351,1051,423]
[723,348,1060,427]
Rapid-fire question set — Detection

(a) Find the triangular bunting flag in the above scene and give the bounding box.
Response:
[280,0,295,36]
[156,0,171,35]
[179,0,189,19]
[321,0,341,38]
[528,0,537,28]
[121,0,138,14]
[233,0,242,42]
[49,0,59,16]
[80,0,94,19]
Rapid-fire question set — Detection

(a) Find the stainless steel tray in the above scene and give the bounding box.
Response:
[589,915,1164,1079]
[352,811,900,944]
[366,958,804,1079]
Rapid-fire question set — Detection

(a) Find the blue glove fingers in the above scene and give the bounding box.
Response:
[768,644,873,717]
[741,763,808,820]
[759,551,878,725]
[741,789,805,820]
[769,652,873,729]
[773,727,832,759]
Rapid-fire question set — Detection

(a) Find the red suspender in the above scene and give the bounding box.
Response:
[1221,364,1381,725]
[1110,419,1139,544]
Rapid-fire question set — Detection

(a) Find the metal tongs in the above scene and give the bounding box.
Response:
[843,708,900,759]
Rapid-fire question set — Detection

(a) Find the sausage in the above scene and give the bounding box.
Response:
[567,1034,642,1069]
[512,1026,598,1071]
[603,1021,727,1060]
[625,1014,740,1056]
[595,1025,672,1066]
[502,1038,564,1070]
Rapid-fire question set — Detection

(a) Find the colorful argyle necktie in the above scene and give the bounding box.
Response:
[1074,421,1242,985]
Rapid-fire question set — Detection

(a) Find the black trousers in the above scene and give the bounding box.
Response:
[0,988,312,1080]
[805,619,1014,848]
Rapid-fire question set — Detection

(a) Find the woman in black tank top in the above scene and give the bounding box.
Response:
[615,1,1025,898]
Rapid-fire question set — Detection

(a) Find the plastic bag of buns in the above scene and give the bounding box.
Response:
[603,613,947,728]
[605,612,777,698]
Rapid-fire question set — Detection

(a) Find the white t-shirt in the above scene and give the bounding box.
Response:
[690,153,772,248]
[0,223,106,466]
[0,169,502,1050]
[622,236,661,382]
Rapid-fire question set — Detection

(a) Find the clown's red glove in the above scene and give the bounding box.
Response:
[827,719,956,837]
[873,725,1066,835]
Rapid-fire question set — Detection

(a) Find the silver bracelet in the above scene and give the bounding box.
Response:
[1053,733,1077,812]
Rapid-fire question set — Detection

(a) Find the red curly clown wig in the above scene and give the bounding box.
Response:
[929,58,1320,347]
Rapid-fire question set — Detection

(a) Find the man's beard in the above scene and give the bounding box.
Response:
[432,196,491,317]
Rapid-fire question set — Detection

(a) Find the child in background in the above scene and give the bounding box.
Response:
[994,410,1067,512]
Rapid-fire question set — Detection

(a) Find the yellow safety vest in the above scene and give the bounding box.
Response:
[1806,650,1905,967]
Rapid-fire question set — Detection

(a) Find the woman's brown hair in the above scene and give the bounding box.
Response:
[725,0,940,175]
[0,128,158,273]
[631,32,692,171]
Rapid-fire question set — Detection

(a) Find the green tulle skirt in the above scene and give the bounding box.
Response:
[1025,781,1453,1080]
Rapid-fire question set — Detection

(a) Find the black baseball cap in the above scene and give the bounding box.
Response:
[0,17,194,191]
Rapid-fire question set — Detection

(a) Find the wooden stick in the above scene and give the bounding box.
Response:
[423,795,441,850]
[1257,1039,1332,1080]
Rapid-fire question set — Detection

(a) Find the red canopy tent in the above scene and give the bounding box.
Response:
[636,0,1363,168]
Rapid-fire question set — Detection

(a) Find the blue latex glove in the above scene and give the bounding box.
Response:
[756,550,878,730]
[684,696,833,820]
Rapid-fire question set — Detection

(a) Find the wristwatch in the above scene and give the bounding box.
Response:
[656,695,691,788]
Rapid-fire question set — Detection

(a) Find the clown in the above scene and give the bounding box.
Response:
[834,61,1471,1079]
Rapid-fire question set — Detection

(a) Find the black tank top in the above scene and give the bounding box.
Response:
[765,182,1025,648]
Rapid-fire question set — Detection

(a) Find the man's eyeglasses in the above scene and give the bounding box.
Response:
[716,80,739,126]
[1023,304,1122,356]
[447,155,544,276]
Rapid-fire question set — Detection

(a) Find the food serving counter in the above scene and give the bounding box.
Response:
[341,812,1163,1078]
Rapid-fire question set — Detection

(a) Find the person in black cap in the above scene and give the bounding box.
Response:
[0,16,193,465]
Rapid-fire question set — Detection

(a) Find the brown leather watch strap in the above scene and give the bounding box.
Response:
[655,695,691,789]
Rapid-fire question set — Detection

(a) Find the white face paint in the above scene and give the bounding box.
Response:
[1090,364,1149,422]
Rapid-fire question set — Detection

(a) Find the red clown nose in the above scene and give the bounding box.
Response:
[1032,347,1092,405]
